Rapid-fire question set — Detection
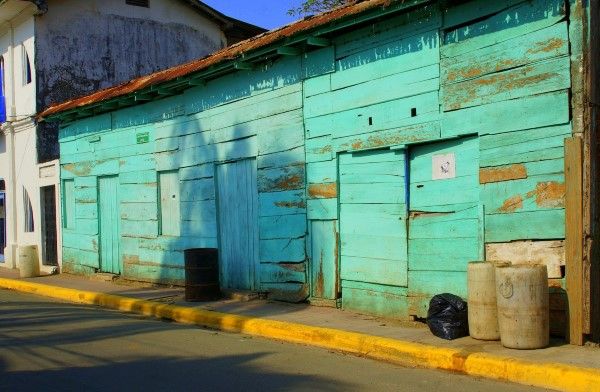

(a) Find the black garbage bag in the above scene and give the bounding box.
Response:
[426,293,469,340]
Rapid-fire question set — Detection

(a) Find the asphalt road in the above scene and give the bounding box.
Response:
[0,289,548,392]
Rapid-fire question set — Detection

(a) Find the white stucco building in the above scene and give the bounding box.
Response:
[0,0,263,273]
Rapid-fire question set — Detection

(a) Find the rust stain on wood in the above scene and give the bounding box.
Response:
[63,162,92,176]
[527,38,564,54]
[449,67,557,110]
[446,67,484,83]
[351,140,364,150]
[314,250,325,298]
[342,128,429,151]
[498,195,524,213]
[495,59,517,71]
[281,262,305,272]
[315,145,332,154]
[274,200,306,209]
[479,164,528,184]
[308,183,337,199]
[526,181,566,208]
[273,174,303,191]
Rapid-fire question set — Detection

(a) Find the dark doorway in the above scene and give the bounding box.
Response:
[41,185,58,266]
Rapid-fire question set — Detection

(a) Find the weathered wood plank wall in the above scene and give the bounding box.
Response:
[58,0,586,325]
[303,0,573,318]
[60,56,309,300]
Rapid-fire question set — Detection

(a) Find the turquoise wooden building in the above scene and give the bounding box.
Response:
[41,0,600,343]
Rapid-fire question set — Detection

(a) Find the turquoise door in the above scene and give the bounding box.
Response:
[216,159,259,290]
[98,176,121,274]
[408,136,482,316]
[338,149,409,314]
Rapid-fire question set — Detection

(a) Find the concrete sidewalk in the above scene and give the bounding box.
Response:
[1,269,599,392]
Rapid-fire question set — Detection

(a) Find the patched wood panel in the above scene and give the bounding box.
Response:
[486,240,565,278]
[408,137,481,307]
[310,220,338,300]
[339,149,408,288]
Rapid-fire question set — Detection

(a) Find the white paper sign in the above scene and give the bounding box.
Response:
[432,153,456,180]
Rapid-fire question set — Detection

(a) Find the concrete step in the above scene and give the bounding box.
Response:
[90,273,118,283]
[221,289,267,302]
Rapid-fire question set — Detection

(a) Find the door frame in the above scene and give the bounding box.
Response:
[39,185,58,266]
[214,158,260,291]
[98,175,121,275]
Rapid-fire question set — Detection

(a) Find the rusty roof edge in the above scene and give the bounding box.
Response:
[39,0,431,123]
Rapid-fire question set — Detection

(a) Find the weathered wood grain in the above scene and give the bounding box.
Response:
[565,137,584,345]
[310,220,338,300]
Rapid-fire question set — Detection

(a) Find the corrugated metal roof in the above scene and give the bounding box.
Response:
[40,0,419,119]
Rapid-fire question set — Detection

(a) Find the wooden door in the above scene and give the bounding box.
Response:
[41,185,58,266]
[99,176,121,274]
[339,149,409,289]
[216,159,259,290]
[159,171,181,236]
[408,136,482,316]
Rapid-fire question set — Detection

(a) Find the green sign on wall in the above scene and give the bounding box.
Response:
[136,132,149,144]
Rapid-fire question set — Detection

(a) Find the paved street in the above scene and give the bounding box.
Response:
[0,289,548,392]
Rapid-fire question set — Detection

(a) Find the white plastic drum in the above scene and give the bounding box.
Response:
[18,245,39,278]
[467,261,509,340]
[496,264,549,349]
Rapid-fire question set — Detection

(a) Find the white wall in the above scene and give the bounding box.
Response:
[12,16,35,120]
[35,0,227,113]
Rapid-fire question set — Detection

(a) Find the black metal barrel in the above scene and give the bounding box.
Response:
[184,248,220,301]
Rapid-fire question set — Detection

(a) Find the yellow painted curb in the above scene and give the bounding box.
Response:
[1,277,598,391]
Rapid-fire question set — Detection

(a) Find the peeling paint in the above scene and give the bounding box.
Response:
[342,130,430,152]
[446,67,484,83]
[480,164,528,184]
[526,181,566,208]
[314,250,325,298]
[308,183,337,199]
[281,262,305,272]
[273,174,303,191]
[527,38,564,54]
[63,162,92,176]
[498,195,524,213]
[274,201,306,209]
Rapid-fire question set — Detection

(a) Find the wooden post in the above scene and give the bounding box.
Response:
[565,137,584,345]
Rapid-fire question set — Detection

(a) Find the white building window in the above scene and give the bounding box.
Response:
[22,45,31,85]
[23,187,34,232]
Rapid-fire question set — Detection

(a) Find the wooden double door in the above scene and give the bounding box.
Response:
[338,136,482,316]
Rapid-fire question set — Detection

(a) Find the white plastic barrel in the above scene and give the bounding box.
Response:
[467,261,509,340]
[496,264,549,349]
[18,245,39,278]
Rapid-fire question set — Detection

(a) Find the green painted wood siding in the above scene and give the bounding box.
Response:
[408,137,482,317]
[59,56,308,297]
[98,176,121,274]
[58,0,580,311]
[62,179,75,229]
